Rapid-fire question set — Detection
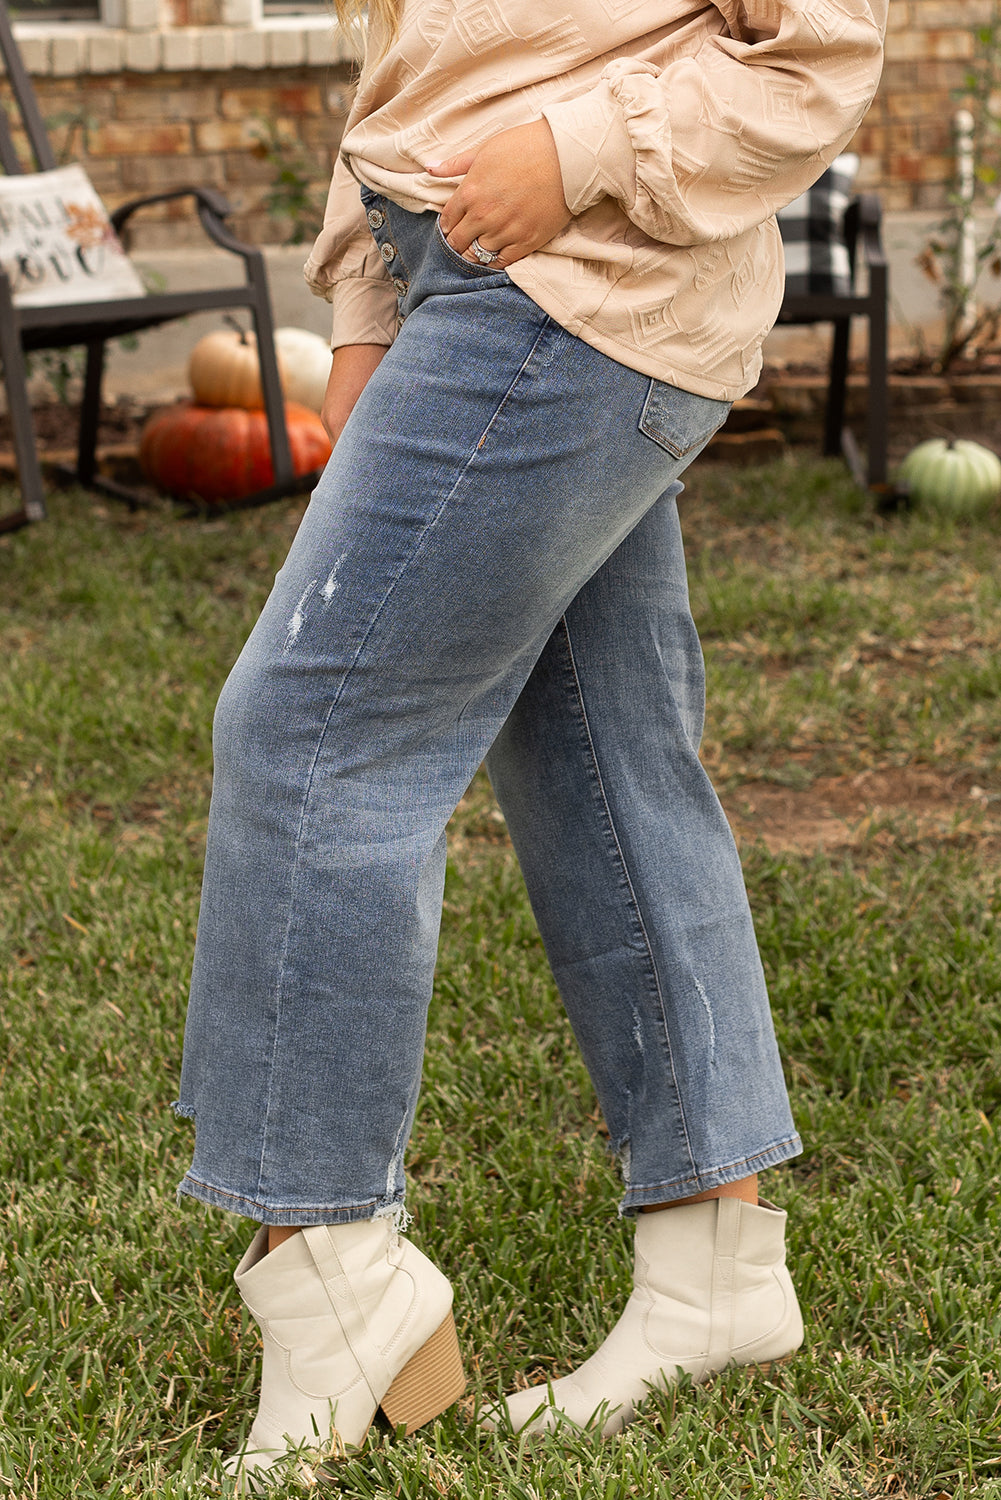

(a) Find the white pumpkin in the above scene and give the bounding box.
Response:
[275,327,334,414]
[897,438,1001,517]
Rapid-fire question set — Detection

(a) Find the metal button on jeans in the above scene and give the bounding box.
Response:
[393,277,409,295]
[381,243,396,263]
[366,208,385,230]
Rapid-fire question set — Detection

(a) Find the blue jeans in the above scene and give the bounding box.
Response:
[176,191,801,1226]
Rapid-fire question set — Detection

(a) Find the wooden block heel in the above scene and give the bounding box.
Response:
[380,1310,466,1436]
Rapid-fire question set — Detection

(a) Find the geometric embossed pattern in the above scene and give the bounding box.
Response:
[306,0,887,401]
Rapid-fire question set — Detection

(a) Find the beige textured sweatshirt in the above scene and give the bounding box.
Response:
[304,0,887,401]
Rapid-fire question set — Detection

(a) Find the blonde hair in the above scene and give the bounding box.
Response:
[334,0,403,54]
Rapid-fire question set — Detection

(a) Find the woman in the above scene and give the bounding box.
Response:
[175,0,886,1481]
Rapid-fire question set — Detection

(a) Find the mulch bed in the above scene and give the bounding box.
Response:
[0,394,151,455]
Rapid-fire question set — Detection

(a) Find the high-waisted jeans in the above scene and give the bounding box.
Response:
[175,190,802,1226]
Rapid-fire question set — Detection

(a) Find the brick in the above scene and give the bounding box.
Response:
[89,121,191,157]
[221,85,284,119]
[853,123,891,155]
[167,0,223,19]
[298,116,345,151]
[230,209,278,244]
[37,76,80,99]
[882,32,925,62]
[913,0,993,26]
[883,182,918,212]
[925,60,971,90]
[886,88,935,121]
[916,118,952,153]
[195,119,260,151]
[885,29,974,63]
[224,81,323,115]
[115,86,218,121]
[924,30,975,62]
[101,190,138,218]
[277,83,324,114]
[221,151,288,185]
[120,152,225,191]
[889,153,924,184]
[81,159,124,195]
[127,218,219,250]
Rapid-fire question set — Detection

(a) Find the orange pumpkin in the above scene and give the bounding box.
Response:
[140,401,331,504]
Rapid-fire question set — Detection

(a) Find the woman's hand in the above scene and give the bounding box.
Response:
[429,119,571,269]
[320,343,388,445]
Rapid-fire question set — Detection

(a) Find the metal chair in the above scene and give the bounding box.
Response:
[777,193,890,492]
[0,0,309,531]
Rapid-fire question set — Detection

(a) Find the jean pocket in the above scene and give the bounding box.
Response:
[433,216,506,277]
[638,379,731,459]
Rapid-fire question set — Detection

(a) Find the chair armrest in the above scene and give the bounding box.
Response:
[111,188,270,270]
[110,186,235,233]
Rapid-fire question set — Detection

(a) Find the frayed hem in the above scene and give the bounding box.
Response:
[374,1201,413,1233]
[171,1099,196,1120]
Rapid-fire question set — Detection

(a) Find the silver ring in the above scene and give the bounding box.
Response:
[470,237,501,265]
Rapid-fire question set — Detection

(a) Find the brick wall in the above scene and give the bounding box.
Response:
[854,0,997,210]
[0,61,353,249]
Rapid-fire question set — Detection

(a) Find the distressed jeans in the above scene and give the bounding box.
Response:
[175,192,802,1225]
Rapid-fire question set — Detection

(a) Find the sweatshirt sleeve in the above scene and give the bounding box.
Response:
[303,153,399,349]
[541,0,887,248]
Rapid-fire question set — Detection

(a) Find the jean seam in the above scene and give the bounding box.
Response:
[620,1133,803,1200]
[255,311,560,1205]
[178,1169,402,1222]
[558,614,698,1186]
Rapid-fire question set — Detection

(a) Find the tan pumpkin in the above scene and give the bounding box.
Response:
[188,327,287,410]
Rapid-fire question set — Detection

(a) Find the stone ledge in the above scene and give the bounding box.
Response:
[10,17,355,75]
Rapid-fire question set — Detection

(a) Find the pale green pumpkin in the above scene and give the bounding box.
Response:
[898,438,1001,517]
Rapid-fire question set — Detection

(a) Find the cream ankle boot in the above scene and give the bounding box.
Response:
[497,1197,802,1437]
[225,1218,465,1486]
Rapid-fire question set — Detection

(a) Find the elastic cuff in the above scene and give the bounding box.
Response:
[542,82,636,214]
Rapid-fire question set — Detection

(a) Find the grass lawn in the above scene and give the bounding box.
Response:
[2,459,1000,1498]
